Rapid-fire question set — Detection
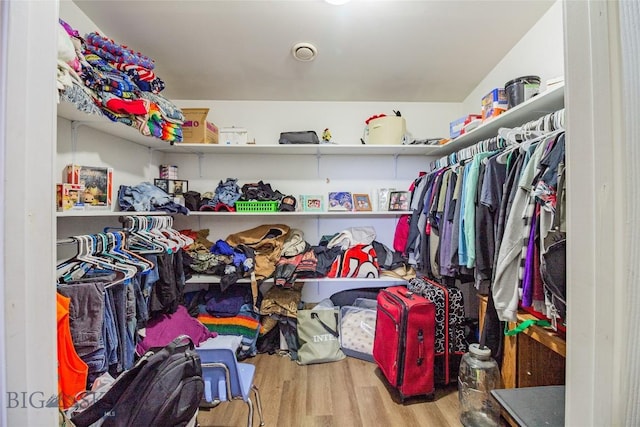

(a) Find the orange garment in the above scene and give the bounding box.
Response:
[57,293,88,409]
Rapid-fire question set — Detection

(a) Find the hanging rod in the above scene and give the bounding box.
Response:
[429,108,565,170]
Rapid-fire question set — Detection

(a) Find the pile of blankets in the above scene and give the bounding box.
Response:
[57,19,183,143]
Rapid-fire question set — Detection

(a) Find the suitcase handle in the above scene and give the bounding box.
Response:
[396,288,414,299]
[417,329,424,366]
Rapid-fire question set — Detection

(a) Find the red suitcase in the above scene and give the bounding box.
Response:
[373,286,435,401]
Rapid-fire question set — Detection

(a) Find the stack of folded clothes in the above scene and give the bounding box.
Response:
[56,19,184,143]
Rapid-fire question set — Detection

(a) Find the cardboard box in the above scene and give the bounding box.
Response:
[56,183,85,211]
[65,165,113,209]
[449,114,482,139]
[481,88,508,121]
[219,127,248,145]
[181,108,219,144]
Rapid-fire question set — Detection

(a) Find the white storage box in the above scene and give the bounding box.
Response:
[219,127,248,145]
[367,116,406,145]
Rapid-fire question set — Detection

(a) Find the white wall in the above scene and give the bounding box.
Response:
[175,99,461,146]
[620,1,640,423]
[3,0,58,425]
[461,0,565,115]
[59,0,103,36]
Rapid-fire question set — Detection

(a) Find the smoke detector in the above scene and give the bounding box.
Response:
[292,42,318,62]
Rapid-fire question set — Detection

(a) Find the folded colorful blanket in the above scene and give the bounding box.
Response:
[86,32,155,70]
[110,62,166,94]
[197,313,263,339]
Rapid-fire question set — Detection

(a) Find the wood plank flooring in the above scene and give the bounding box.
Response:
[197,353,462,427]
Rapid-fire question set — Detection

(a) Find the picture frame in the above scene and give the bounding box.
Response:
[154,178,188,195]
[353,193,372,211]
[168,179,188,195]
[300,195,324,212]
[154,178,169,193]
[328,191,354,211]
[388,191,410,211]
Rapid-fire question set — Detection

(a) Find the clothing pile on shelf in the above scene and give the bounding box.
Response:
[181,179,292,213]
[398,112,566,359]
[181,224,413,362]
[118,181,189,214]
[56,19,184,143]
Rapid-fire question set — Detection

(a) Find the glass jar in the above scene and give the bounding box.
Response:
[458,343,502,427]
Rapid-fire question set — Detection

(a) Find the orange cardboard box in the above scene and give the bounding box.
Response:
[181,108,219,144]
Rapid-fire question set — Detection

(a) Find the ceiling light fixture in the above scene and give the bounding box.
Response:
[324,0,351,5]
[292,42,318,62]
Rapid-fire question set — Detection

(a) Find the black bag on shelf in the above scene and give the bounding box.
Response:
[279,131,319,144]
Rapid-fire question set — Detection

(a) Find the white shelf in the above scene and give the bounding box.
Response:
[186,275,407,302]
[57,101,189,152]
[56,210,411,218]
[56,210,168,218]
[57,101,439,156]
[187,274,406,285]
[434,83,565,156]
[58,84,563,158]
[187,210,412,217]
[167,144,440,156]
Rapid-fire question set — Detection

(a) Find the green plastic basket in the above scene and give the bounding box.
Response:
[235,200,279,212]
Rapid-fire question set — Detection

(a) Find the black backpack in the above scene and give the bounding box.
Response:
[70,335,203,427]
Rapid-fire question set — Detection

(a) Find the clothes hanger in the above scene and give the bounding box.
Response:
[110,231,155,272]
[124,216,168,254]
[57,234,123,283]
[164,216,194,248]
[80,234,138,280]
[146,216,179,253]
[100,232,153,273]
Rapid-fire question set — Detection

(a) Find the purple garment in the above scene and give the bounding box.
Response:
[136,305,217,355]
[521,212,538,307]
[439,170,458,277]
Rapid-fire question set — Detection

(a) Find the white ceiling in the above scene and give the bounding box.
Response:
[73,0,555,103]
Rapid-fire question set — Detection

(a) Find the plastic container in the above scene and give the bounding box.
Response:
[458,343,502,427]
[366,116,406,145]
[339,300,377,362]
[504,75,541,109]
[234,200,279,212]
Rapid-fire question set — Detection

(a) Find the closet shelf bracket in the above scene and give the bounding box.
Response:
[70,120,91,165]
[393,153,399,179]
[198,153,204,178]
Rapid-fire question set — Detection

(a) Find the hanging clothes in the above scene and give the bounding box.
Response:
[57,293,88,410]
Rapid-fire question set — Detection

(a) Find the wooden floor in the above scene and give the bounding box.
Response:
[197,353,462,427]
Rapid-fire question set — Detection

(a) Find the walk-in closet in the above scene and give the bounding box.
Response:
[2,0,639,426]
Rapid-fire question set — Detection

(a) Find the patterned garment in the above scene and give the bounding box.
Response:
[111,62,166,94]
[59,82,103,116]
[84,53,138,93]
[139,92,184,122]
[197,308,262,360]
[407,276,467,385]
[86,32,155,70]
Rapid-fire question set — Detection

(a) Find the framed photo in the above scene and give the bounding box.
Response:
[388,191,410,211]
[168,179,188,195]
[300,195,324,212]
[353,193,372,211]
[154,178,169,193]
[377,187,395,211]
[328,192,354,211]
